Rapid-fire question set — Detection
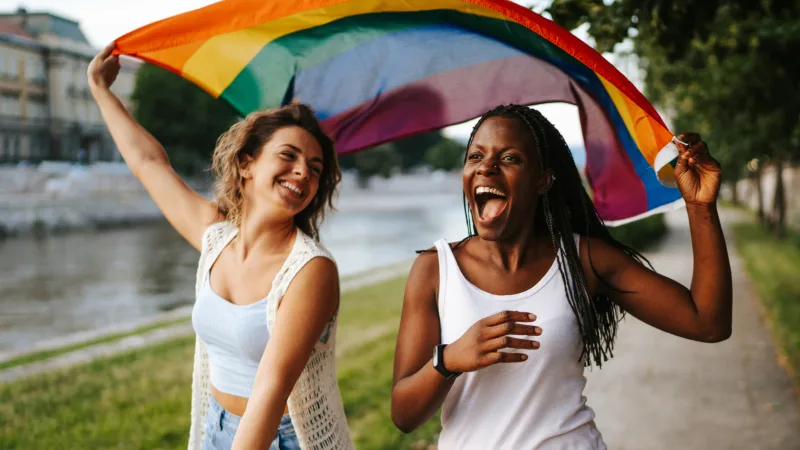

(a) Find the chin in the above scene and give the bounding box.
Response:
[475,229,502,241]
[272,194,308,215]
[472,214,510,241]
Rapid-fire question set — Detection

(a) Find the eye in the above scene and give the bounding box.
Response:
[279,151,295,160]
[311,165,322,175]
[502,154,521,163]
[467,152,482,161]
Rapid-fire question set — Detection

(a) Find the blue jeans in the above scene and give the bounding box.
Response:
[202,395,299,450]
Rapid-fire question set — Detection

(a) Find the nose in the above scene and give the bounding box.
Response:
[476,157,499,176]
[293,161,309,180]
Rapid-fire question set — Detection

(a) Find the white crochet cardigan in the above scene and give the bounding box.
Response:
[188,221,354,450]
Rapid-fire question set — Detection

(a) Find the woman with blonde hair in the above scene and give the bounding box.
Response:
[89,44,354,450]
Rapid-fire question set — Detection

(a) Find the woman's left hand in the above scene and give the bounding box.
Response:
[674,132,721,206]
[88,42,120,93]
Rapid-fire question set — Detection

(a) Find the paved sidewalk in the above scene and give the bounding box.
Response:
[585,209,800,449]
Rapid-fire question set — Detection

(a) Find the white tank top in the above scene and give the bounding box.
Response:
[192,269,269,399]
[434,235,606,450]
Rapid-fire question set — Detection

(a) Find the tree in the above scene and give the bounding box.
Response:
[425,137,466,171]
[341,144,402,188]
[131,63,240,176]
[339,130,459,186]
[548,0,800,236]
[393,131,445,171]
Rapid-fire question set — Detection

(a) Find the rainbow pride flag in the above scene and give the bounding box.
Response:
[114,0,684,224]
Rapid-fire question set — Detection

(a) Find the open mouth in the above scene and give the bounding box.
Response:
[279,180,304,198]
[475,186,508,221]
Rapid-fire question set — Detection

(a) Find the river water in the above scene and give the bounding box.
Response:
[0,173,468,352]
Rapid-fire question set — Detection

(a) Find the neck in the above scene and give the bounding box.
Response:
[475,224,546,271]
[236,204,296,261]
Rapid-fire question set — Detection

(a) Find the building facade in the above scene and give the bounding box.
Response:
[0,8,139,164]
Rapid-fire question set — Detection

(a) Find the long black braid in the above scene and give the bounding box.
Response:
[458,104,651,368]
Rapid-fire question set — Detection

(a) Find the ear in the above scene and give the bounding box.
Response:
[538,169,555,194]
[239,153,254,179]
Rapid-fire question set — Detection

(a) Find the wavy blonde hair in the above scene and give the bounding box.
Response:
[210,103,341,240]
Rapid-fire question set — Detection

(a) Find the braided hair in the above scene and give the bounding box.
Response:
[459,104,650,368]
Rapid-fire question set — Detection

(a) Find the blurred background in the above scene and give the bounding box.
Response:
[0,1,798,449]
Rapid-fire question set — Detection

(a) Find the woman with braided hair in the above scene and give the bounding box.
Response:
[391,104,731,449]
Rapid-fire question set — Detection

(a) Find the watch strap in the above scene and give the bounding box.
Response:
[434,344,460,379]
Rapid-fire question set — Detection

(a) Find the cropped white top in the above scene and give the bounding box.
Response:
[192,270,269,398]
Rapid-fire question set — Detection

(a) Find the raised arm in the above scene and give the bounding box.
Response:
[584,133,732,342]
[88,43,217,250]
[391,251,540,432]
[232,257,340,449]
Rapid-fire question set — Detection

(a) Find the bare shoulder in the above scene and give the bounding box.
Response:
[294,255,339,286]
[410,249,439,279]
[405,248,442,306]
[409,238,471,290]
[279,256,340,326]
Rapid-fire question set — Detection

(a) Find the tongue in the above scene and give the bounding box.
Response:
[482,198,506,220]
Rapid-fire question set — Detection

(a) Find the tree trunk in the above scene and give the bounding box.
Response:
[772,157,787,238]
[730,180,739,205]
[754,165,765,224]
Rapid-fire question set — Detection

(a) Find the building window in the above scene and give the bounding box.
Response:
[25,56,45,84]
[76,101,87,122]
[0,53,20,80]
[0,95,21,117]
[6,56,18,80]
[76,62,88,89]
[27,99,47,119]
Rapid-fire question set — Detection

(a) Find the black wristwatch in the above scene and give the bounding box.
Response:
[433,344,461,380]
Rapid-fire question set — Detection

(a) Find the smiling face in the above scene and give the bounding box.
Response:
[463,116,549,241]
[241,125,324,221]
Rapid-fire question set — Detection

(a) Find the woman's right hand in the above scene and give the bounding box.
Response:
[443,310,541,373]
[88,42,121,93]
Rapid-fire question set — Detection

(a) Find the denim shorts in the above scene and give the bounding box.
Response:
[202,395,300,450]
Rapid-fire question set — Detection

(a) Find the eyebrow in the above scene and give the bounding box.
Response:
[470,144,516,152]
[282,144,323,165]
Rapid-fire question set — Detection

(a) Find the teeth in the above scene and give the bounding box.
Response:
[475,186,506,197]
[280,181,303,196]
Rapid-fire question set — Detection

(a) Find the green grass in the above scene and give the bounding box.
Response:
[0,276,441,450]
[0,317,191,371]
[731,221,800,386]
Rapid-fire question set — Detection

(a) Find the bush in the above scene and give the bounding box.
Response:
[608,213,668,252]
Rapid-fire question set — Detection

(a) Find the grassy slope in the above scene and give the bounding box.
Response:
[0,276,441,450]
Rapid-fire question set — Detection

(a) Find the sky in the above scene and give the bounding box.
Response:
[5,0,641,161]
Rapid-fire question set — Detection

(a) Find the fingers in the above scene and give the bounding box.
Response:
[99,41,116,59]
[677,132,701,146]
[678,141,712,168]
[484,321,541,340]
[482,310,536,327]
[675,132,715,167]
[484,335,540,352]
[675,132,702,157]
[90,42,116,69]
[486,351,528,365]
